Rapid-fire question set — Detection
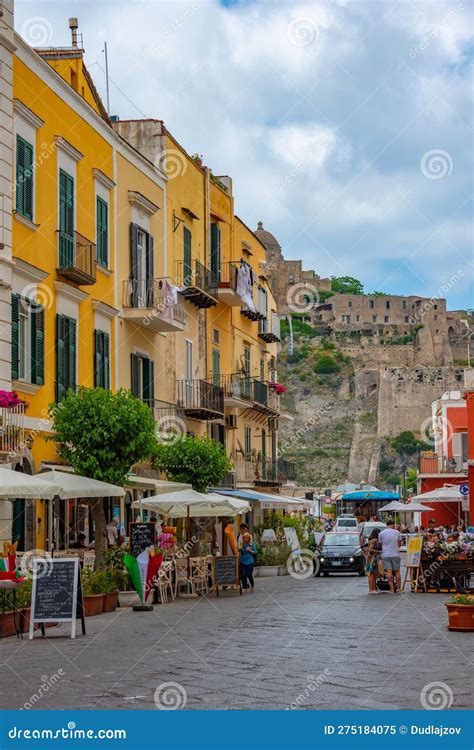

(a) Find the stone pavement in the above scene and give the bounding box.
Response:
[0,570,471,711]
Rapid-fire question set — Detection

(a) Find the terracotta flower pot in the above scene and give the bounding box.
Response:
[446,603,474,632]
[118,590,141,607]
[20,607,32,633]
[0,611,18,637]
[102,591,118,613]
[83,593,105,617]
[454,553,467,561]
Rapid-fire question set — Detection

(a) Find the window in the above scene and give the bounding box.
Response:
[369,300,374,309]
[244,425,252,456]
[348,300,353,308]
[130,353,154,406]
[355,315,360,322]
[386,301,390,309]
[212,348,220,386]
[404,316,409,323]
[210,222,221,280]
[130,223,154,307]
[288,274,295,285]
[11,294,44,385]
[434,314,438,320]
[260,359,265,382]
[243,345,251,399]
[59,169,74,267]
[15,135,34,221]
[434,304,437,310]
[94,330,110,388]
[372,315,377,322]
[56,314,76,401]
[402,300,407,310]
[183,226,192,281]
[384,316,389,323]
[212,328,220,345]
[342,315,351,323]
[96,197,108,268]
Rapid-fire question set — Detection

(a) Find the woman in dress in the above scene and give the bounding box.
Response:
[366,527,382,595]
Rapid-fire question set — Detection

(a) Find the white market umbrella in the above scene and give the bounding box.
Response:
[0,468,61,499]
[131,489,250,518]
[412,486,464,503]
[379,500,434,513]
[39,469,125,498]
[153,480,192,495]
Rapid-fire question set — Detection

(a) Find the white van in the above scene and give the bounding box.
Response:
[335,515,358,530]
[358,521,386,542]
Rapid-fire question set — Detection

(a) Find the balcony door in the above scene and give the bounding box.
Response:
[130,223,154,308]
[184,340,193,406]
[59,169,74,267]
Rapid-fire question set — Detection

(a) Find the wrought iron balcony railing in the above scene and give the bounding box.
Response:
[57,230,96,285]
[216,374,280,415]
[177,379,224,420]
[229,455,295,485]
[122,279,187,332]
[258,313,281,343]
[0,403,25,459]
[176,259,219,308]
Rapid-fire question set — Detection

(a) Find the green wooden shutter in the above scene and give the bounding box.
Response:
[31,303,45,385]
[146,233,154,306]
[11,293,20,380]
[103,332,110,389]
[56,314,66,401]
[16,136,34,221]
[130,353,140,397]
[59,169,74,267]
[67,317,77,392]
[129,223,139,306]
[183,227,192,281]
[143,358,154,406]
[210,223,220,280]
[212,348,220,386]
[96,197,108,267]
[94,330,102,387]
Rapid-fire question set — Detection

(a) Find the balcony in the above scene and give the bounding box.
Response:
[177,379,224,421]
[153,400,188,439]
[218,374,280,417]
[419,451,467,475]
[217,262,242,306]
[176,260,218,308]
[258,313,281,343]
[57,230,96,285]
[231,455,296,486]
[0,403,25,461]
[122,279,187,333]
[240,286,266,321]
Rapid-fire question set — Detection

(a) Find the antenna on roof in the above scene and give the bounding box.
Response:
[104,41,110,114]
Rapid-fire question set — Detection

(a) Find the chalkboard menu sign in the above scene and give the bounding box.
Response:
[213,556,241,595]
[29,558,85,640]
[129,522,156,557]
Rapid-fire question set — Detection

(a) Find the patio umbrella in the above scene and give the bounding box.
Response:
[213,488,308,510]
[131,489,250,518]
[39,469,125,498]
[0,468,61,499]
[412,486,463,502]
[378,500,434,513]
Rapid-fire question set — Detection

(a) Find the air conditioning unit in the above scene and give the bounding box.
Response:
[226,414,238,429]
[268,417,279,431]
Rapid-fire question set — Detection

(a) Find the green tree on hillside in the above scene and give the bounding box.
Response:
[331,276,364,295]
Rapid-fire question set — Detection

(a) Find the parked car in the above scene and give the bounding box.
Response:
[358,521,386,542]
[317,532,365,576]
[335,515,358,530]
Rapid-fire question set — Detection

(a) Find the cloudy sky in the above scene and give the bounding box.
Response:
[15,0,473,309]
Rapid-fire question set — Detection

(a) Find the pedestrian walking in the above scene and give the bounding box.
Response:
[378,520,402,594]
[239,532,257,591]
[365,528,382,594]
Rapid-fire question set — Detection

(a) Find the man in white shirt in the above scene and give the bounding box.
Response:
[106,517,118,547]
[379,520,402,593]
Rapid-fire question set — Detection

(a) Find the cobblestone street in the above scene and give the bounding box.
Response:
[1,568,471,711]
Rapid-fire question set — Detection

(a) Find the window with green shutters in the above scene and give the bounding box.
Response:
[96,197,109,267]
[212,348,220,386]
[56,314,76,401]
[59,169,75,267]
[16,135,34,221]
[244,425,252,456]
[183,226,192,282]
[210,222,221,280]
[94,330,110,388]
[130,353,154,407]
[11,293,44,385]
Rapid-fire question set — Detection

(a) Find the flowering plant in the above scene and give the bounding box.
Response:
[0,390,26,409]
[269,382,285,395]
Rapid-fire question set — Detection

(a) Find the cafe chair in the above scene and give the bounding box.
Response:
[174,557,193,597]
[189,557,209,596]
[83,553,95,570]
[155,559,175,604]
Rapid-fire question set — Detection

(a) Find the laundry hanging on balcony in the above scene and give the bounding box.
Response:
[236,261,255,310]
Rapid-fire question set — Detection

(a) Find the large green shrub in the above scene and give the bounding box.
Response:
[154,435,232,492]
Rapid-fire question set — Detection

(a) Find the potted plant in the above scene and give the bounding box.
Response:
[82,569,105,617]
[257,543,291,576]
[16,578,33,634]
[102,570,119,613]
[103,548,139,607]
[446,594,474,632]
[0,591,17,638]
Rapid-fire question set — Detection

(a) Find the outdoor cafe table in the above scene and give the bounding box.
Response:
[418,557,473,593]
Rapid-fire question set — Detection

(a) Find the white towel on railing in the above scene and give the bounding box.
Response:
[236,262,254,310]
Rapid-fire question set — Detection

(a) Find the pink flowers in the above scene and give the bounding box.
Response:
[269,382,286,395]
[0,390,26,409]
